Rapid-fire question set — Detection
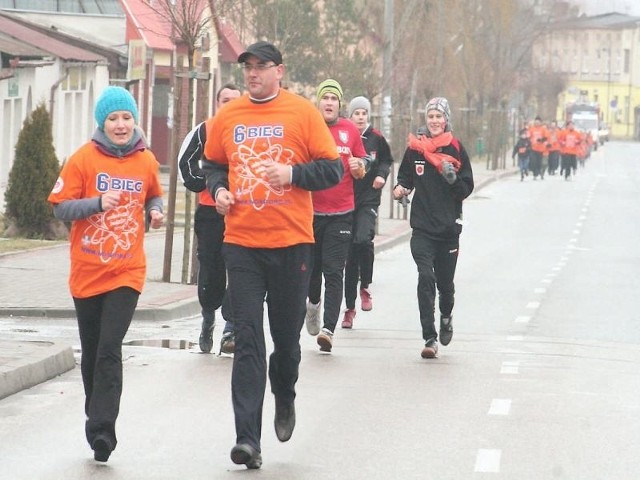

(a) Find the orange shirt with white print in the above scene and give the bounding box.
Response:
[528,124,550,153]
[203,89,339,248]
[557,128,583,155]
[48,142,163,298]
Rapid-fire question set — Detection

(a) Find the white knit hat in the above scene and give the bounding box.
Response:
[425,96,452,131]
[348,96,371,118]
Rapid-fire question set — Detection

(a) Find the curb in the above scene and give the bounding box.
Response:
[0,341,75,400]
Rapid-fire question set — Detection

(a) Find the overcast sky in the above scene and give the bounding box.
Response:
[573,0,640,16]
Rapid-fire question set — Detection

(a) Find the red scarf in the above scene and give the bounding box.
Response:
[407,131,461,173]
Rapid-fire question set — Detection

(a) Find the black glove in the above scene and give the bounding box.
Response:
[442,161,456,185]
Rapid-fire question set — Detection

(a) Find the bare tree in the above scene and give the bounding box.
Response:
[141,0,214,283]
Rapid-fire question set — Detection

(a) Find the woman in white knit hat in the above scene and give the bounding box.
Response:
[341,95,393,328]
[392,97,474,359]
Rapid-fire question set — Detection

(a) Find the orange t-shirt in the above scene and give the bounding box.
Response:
[198,190,215,207]
[547,128,561,152]
[528,124,550,153]
[557,128,583,155]
[203,89,339,248]
[48,142,163,298]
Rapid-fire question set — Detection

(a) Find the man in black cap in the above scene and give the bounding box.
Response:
[202,41,342,469]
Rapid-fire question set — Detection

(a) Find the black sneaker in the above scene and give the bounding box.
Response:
[421,338,438,359]
[230,443,262,469]
[274,397,296,442]
[92,435,113,462]
[219,331,235,355]
[439,315,453,346]
[199,317,215,353]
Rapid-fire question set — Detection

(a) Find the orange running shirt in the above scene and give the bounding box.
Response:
[528,124,550,153]
[48,142,163,298]
[557,128,583,155]
[204,89,339,248]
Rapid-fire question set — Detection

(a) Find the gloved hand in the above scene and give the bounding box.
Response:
[442,161,456,184]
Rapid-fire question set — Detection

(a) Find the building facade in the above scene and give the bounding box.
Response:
[534,12,640,139]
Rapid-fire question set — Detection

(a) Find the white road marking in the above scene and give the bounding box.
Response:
[488,398,511,416]
[515,315,531,324]
[526,301,540,309]
[501,361,520,374]
[475,449,502,473]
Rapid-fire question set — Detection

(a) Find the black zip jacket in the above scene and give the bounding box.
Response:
[396,139,474,239]
[512,137,531,160]
[178,122,207,193]
[355,124,393,208]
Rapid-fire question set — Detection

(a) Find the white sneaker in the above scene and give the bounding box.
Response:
[304,300,321,336]
[317,328,334,352]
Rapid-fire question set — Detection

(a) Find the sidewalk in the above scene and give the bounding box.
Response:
[0,165,516,399]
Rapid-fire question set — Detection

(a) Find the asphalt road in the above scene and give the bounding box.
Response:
[1,141,640,479]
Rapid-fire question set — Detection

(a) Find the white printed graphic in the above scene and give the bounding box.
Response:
[232,138,295,211]
[82,194,141,263]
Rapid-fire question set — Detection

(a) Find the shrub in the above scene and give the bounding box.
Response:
[3,102,62,238]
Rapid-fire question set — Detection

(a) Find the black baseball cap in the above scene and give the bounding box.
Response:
[238,41,283,65]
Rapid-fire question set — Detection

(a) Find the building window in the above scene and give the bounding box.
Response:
[624,49,630,74]
[61,67,87,91]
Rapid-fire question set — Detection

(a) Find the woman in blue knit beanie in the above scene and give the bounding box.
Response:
[94,86,139,131]
[48,84,163,463]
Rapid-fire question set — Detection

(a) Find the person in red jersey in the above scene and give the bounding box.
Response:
[202,41,342,469]
[48,86,164,463]
[341,95,393,328]
[303,79,368,353]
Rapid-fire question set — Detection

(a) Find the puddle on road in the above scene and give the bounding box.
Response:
[123,339,195,350]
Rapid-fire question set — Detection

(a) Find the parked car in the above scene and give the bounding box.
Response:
[598,122,610,144]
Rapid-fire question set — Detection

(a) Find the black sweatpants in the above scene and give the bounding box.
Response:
[194,205,226,314]
[222,243,312,452]
[344,206,377,309]
[73,286,139,451]
[530,150,544,178]
[308,213,353,333]
[560,153,577,179]
[409,231,459,343]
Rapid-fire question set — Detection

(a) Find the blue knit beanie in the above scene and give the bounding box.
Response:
[94,86,139,130]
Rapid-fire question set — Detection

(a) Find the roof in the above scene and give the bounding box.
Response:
[0,32,48,57]
[555,12,640,30]
[119,0,174,51]
[216,17,244,63]
[0,0,122,14]
[6,11,127,55]
[0,12,106,62]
